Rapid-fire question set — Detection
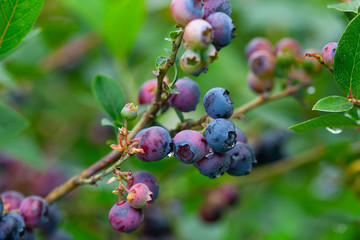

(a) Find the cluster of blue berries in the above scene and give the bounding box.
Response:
[108,171,160,233]
[171,0,236,76]
[0,191,72,240]
[245,37,323,95]
[136,77,256,179]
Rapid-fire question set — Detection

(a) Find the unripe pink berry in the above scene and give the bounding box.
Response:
[127,183,153,209]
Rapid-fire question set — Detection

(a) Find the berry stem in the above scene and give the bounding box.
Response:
[44,30,184,205]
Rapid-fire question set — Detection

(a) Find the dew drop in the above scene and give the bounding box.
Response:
[307,86,316,95]
[326,127,342,134]
[215,174,221,178]
[167,151,174,157]
[205,148,214,157]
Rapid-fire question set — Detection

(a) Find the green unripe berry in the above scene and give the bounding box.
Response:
[121,103,138,121]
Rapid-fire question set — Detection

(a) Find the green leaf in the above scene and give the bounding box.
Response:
[289,113,360,132]
[0,136,45,168]
[334,14,360,100]
[312,96,354,112]
[328,0,360,13]
[155,56,167,69]
[165,83,179,94]
[169,30,182,40]
[0,102,28,145]
[101,118,116,128]
[0,0,44,56]
[92,75,126,122]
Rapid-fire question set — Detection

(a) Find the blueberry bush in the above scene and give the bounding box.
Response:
[1,0,360,239]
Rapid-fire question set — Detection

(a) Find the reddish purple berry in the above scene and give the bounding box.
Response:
[199,203,223,222]
[167,77,201,112]
[248,50,276,77]
[227,142,256,176]
[203,0,231,19]
[205,12,236,50]
[235,127,247,143]
[288,68,311,85]
[247,72,274,94]
[218,184,238,206]
[171,0,204,26]
[184,19,213,50]
[195,152,230,178]
[204,118,236,153]
[127,183,153,209]
[321,42,337,66]
[19,196,49,228]
[138,79,157,105]
[245,37,273,60]
[203,87,234,119]
[135,126,172,162]
[127,171,159,203]
[108,201,144,233]
[1,190,25,211]
[180,49,208,76]
[275,38,301,56]
[173,130,207,164]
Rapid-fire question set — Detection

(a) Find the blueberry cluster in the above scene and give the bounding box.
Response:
[245,37,322,94]
[0,191,50,239]
[199,184,238,222]
[171,0,236,76]
[108,171,159,233]
[136,83,256,179]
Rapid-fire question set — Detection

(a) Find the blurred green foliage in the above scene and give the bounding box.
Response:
[1,0,360,239]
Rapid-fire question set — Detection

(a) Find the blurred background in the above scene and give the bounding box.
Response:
[1,0,360,239]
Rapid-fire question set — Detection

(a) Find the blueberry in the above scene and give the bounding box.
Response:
[203,87,234,119]
[199,203,223,222]
[205,118,236,153]
[254,131,287,166]
[138,79,157,105]
[247,72,274,94]
[19,196,49,229]
[173,130,207,164]
[218,184,238,206]
[135,126,172,162]
[171,0,204,26]
[321,42,337,66]
[226,142,256,176]
[167,77,201,112]
[202,44,218,64]
[184,19,213,50]
[0,197,3,219]
[127,171,159,203]
[40,205,61,235]
[1,190,25,211]
[235,127,247,143]
[108,201,144,233]
[245,37,273,60]
[127,183,153,209]
[194,152,230,178]
[142,206,172,237]
[205,12,235,50]
[275,38,301,56]
[0,212,25,239]
[44,230,73,240]
[180,49,208,76]
[121,103,138,121]
[203,0,231,19]
[302,49,322,73]
[21,229,37,240]
[248,50,276,77]
[288,68,311,86]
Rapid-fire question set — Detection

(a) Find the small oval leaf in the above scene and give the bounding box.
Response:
[328,0,360,13]
[313,96,354,112]
[289,113,360,132]
[0,0,44,56]
[334,14,360,100]
[92,75,126,122]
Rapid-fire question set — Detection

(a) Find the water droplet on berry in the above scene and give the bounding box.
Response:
[167,151,174,157]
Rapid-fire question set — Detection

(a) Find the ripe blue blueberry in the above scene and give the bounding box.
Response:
[171,0,204,26]
[142,206,172,237]
[226,142,256,176]
[1,190,25,211]
[184,19,213,50]
[135,126,172,162]
[204,118,236,153]
[235,127,247,143]
[173,130,207,164]
[127,171,159,203]
[0,212,25,239]
[205,12,235,50]
[167,77,201,112]
[247,72,274,94]
[248,50,276,78]
[0,197,3,219]
[203,87,234,119]
[245,37,273,60]
[321,42,337,66]
[19,196,49,229]
[203,0,231,19]
[180,49,208,76]
[194,152,230,178]
[108,201,144,233]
